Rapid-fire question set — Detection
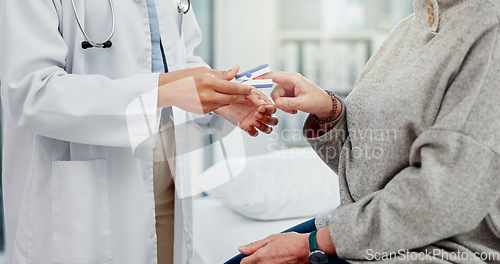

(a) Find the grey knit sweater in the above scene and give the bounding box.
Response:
[304,0,500,263]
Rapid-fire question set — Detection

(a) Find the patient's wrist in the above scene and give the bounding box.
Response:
[304,102,343,138]
[305,93,343,138]
[312,91,341,124]
[316,227,337,257]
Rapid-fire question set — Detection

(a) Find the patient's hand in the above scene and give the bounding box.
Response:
[239,232,310,264]
[263,72,336,120]
[214,90,278,137]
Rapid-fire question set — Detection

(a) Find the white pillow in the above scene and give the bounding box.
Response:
[198,148,341,221]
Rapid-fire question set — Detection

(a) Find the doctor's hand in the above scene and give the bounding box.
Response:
[262,72,335,120]
[214,90,278,137]
[158,65,255,114]
[238,233,310,264]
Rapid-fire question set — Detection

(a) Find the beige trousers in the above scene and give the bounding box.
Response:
[153,120,176,264]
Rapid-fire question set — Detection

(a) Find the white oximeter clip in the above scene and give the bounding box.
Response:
[235,64,273,89]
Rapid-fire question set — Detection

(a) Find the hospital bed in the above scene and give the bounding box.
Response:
[192,147,341,264]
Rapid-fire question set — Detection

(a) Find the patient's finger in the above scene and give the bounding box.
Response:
[239,238,269,255]
[270,85,287,102]
[275,97,303,112]
[261,71,299,85]
[270,86,298,115]
[241,247,274,264]
[240,255,256,264]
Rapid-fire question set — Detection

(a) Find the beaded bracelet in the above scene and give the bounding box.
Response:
[311,90,340,125]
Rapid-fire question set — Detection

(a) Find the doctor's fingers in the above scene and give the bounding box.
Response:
[203,92,249,106]
[245,126,259,137]
[210,64,240,81]
[247,91,277,113]
[209,78,255,95]
[255,113,278,127]
[256,105,277,117]
[253,121,274,134]
[195,73,253,96]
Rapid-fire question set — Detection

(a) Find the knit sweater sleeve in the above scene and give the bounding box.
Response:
[303,98,348,175]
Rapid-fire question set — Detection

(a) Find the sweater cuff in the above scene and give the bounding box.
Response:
[303,97,347,140]
[315,208,338,230]
[304,112,347,144]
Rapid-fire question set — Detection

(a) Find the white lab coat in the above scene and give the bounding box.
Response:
[0,0,222,263]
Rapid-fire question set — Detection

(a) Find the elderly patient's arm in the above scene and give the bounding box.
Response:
[264,71,347,174]
[262,71,343,138]
[238,227,337,264]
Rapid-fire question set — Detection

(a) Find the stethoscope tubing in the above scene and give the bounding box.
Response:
[71,0,190,49]
[71,0,116,49]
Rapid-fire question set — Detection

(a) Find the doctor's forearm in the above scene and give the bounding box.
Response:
[157,68,210,108]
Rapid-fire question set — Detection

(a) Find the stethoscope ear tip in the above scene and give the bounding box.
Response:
[103,40,113,48]
[81,40,113,49]
[82,41,93,49]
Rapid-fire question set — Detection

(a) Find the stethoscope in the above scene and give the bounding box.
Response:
[71,0,191,49]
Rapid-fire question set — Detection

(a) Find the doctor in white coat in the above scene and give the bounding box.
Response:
[0,0,277,263]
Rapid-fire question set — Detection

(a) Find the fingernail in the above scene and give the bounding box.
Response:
[239,246,246,251]
[259,108,266,113]
[230,64,239,71]
[255,113,263,120]
[259,99,267,105]
[254,121,260,127]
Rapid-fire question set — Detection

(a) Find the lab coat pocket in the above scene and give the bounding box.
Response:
[52,160,112,264]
